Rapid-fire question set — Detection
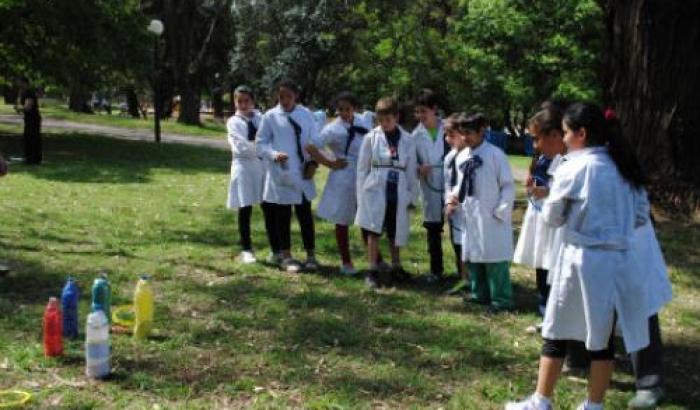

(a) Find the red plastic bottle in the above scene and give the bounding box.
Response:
[43,297,63,357]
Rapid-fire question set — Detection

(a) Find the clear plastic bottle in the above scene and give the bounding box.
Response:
[85,310,110,378]
[133,275,154,340]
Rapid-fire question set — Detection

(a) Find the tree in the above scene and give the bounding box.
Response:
[600,0,700,209]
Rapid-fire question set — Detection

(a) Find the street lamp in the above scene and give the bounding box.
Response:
[147,19,164,143]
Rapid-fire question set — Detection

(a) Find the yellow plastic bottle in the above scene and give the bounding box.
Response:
[133,275,154,340]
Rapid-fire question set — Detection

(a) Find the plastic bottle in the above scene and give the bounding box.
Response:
[85,310,110,378]
[133,275,154,340]
[43,297,63,357]
[61,277,80,339]
[91,273,111,324]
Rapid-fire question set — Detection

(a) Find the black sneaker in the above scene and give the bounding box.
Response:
[365,271,380,290]
[391,266,412,283]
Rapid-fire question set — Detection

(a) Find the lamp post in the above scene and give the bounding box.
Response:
[147,19,164,143]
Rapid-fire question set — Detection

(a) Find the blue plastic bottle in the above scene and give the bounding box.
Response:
[91,273,111,324]
[61,277,80,339]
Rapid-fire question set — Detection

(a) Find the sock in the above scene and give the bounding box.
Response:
[583,400,603,410]
[532,392,552,409]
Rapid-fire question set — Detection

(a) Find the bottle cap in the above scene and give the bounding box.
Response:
[140,275,150,281]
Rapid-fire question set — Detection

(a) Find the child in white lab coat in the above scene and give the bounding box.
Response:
[256,79,319,273]
[226,85,264,263]
[355,97,418,289]
[445,113,515,312]
[507,103,652,410]
[306,91,371,275]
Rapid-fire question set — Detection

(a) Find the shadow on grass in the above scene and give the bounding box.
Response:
[0,131,228,184]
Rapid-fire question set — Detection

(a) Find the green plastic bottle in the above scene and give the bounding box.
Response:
[91,273,111,324]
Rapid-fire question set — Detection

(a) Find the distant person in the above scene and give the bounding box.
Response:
[15,77,42,164]
[0,153,7,176]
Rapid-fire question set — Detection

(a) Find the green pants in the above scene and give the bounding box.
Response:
[469,261,513,310]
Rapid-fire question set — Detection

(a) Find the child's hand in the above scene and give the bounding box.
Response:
[419,164,432,178]
[525,174,534,188]
[274,152,289,163]
[303,161,318,179]
[446,203,457,216]
[329,158,348,170]
[530,186,549,199]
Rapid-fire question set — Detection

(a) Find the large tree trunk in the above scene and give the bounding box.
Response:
[68,87,93,113]
[123,86,141,118]
[3,84,18,104]
[211,86,224,119]
[178,80,201,125]
[601,0,700,211]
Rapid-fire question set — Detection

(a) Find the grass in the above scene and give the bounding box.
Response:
[0,101,227,138]
[0,123,698,409]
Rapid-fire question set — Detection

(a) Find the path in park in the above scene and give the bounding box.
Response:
[0,114,528,180]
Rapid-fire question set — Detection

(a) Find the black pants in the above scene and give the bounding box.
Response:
[263,197,315,253]
[565,314,664,390]
[424,221,443,275]
[364,200,398,243]
[448,222,463,273]
[238,206,253,251]
[536,268,550,313]
[24,117,42,164]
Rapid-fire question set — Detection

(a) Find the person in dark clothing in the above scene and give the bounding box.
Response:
[16,77,42,164]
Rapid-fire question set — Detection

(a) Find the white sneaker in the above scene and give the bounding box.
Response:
[505,394,552,410]
[239,251,257,264]
[339,264,357,275]
[575,401,603,410]
[281,258,301,273]
[525,322,544,334]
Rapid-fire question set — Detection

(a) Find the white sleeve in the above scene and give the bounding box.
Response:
[405,136,419,200]
[255,113,279,162]
[493,151,515,221]
[227,118,256,158]
[356,132,373,202]
[542,166,579,228]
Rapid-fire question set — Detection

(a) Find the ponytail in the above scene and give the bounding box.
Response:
[564,102,646,189]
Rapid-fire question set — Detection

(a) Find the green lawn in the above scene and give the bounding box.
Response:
[0,101,227,138]
[0,125,698,409]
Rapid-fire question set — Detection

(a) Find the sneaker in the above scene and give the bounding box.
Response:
[391,266,412,283]
[339,264,357,276]
[525,322,543,334]
[628,387,664,410]
[303,256,319,272]
[239,250,257,264]
[447,279,468,295]
[425,272,443,284]
[505,394,552,410]
[365,271,380,289]
[575,400,604,410]
[266,252,283,265]
[281,258,301,273]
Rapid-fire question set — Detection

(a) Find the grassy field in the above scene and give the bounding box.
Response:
[0,101,227,138]
[0,124,698,409]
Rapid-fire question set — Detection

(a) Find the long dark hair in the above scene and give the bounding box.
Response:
[563,102,646,189]
[445,112,487,135]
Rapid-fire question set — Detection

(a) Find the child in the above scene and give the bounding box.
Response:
[306,91,371,275]
[226,85,265,263]
[513,105,567,317]
[412,89,454,282]
[442,117,472,292]
[445,113,515,312]
[355,97,418,289]
[506,103,651,410]
[256,79,319,273]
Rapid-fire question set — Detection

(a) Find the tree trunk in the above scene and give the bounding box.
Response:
[124,86,141,118]
[178,80,201,125]
[601,0,700,210]
[3,84,18,104]
[212,87,224,119]
[68,88,93,113]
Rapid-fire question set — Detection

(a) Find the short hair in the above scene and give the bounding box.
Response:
[445,112,488,134]
[413,88,439,109]
[375,97,399,116]
[334,91,360,109]
[234,85,255,101]
[276,78,299,94]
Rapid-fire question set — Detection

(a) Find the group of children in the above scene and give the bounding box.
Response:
[226,80,672,409]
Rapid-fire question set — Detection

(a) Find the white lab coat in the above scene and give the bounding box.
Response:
[312,114,370,225]
[226,111,264,209]
[541,147,650,353]
[413,121,447,222]
[633,217,673,317]
[256,104,317,205]
[459,141,515,263]
[513,155,557,269]
[355,126,418,247]
[444,148,468,245]
[542,155,566,274]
